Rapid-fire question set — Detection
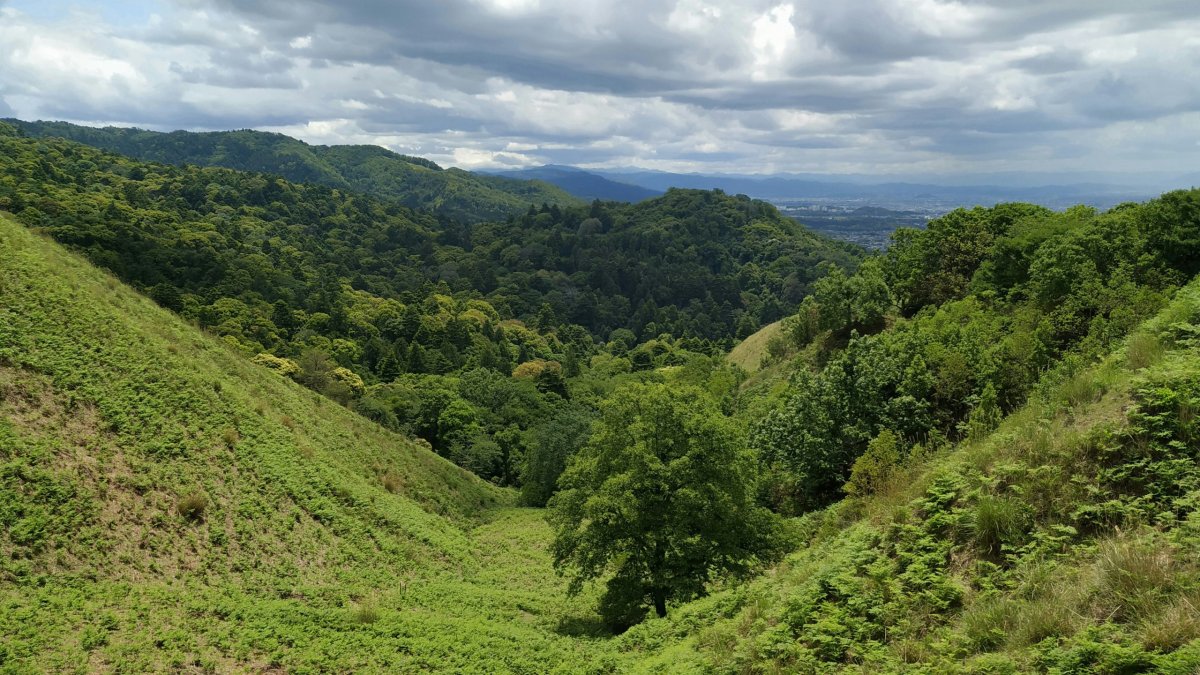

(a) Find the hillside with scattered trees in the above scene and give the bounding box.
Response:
[2,116,1199,672]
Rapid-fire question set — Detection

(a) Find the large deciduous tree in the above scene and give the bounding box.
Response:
[548,383,777,630]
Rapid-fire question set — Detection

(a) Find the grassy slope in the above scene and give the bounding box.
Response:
[727,321,782,374]
[618,282,1200,673]
[0,213,613,672]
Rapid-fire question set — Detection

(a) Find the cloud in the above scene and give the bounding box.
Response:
[0,0,1197,178]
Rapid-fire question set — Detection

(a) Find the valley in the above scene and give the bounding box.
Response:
[2,114,1199,673]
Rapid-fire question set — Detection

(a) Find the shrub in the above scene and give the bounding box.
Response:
[221,427,239,449]
[782,296,822,348]
[764,333,791,364]
[354,396,400,430]
[80,625,108,651]
[1155,638,1200,674]
[330,367,365,397]
[252,352,300,379]
[177,492,208,522]
[963,384,1003,441]
[844,430,901,497]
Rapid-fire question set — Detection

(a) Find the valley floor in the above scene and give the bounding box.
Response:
[0,506,621,673]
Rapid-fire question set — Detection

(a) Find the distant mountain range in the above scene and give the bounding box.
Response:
[485,165,662,202]
[486,163,1191,211]
[589,169,1168,211]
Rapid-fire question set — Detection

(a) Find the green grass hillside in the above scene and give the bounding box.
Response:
[727,321,782,373]
[0,213,619,672]
[3,119,581,223]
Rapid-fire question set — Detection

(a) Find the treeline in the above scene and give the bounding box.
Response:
[753,194,1200,513]
[3,118,581,223]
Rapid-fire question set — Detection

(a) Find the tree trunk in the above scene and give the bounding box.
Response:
[651,538,668,617]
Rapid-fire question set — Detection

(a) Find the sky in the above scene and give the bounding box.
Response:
[0,0,1198,178]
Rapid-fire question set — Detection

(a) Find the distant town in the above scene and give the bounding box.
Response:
[772,200,933,249]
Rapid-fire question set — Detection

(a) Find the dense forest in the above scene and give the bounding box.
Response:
[3,116,1200,672]
[749,195,1198,513]
[3,119,582,223]
[0,121,855,490]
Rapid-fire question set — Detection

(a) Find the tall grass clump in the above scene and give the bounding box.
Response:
[176,492,208,522]
[1093,537,1176,621]
[1063,369,1104,408]
[352,599,381,624]
[1126,332,1164,370]
[970,495,1029,558]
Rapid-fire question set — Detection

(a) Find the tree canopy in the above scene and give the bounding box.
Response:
[4,118,581,223]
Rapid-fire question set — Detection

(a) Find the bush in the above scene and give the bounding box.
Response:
[252,352,300,379]
[764,333,791,364]
[844,430,901,497]
[354,396,400,430]
[177,492,208,522]
[330,367,365,397]
[1155,638,1200,674]
[782,296,822,348]
[80,625,108,651]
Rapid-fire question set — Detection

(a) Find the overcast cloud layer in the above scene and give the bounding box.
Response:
[1,0,1197,176]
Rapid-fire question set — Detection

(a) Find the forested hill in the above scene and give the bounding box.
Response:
[0,123,858,346]
[458,187,862,340]
[3,118,581,223]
